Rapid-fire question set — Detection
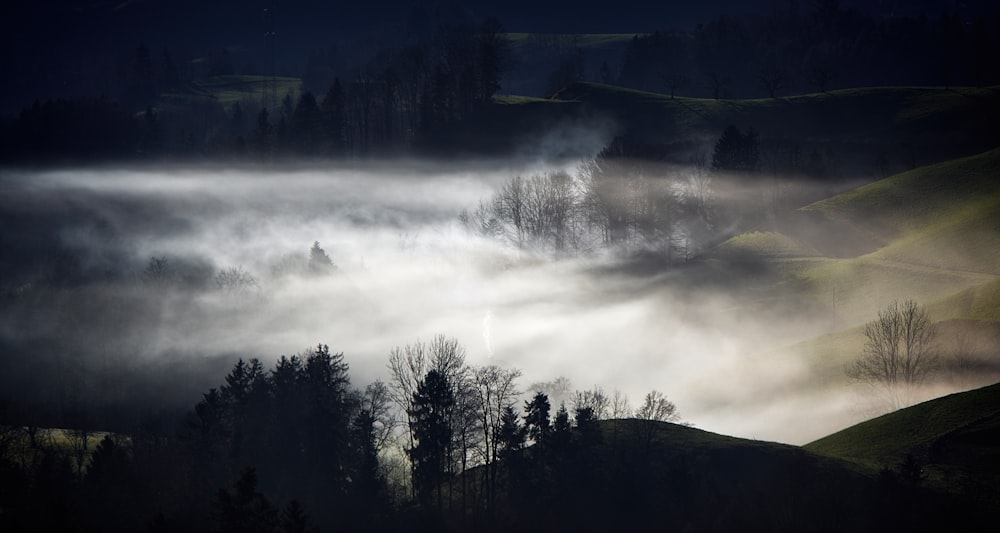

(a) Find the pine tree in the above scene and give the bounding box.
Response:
[308,241,335,274]
[711,124,760,173]
[523,392,551,445]
[408,369,454,511]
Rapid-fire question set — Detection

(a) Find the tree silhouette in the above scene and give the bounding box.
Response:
[634,390,680,453]
[308,241,335,274]
[214,467,277,533]
[711,124,760,173]
[290,92,322,155]
[278,500,314,533]
[523,392,551,446]
[320,79,346,155]
[408,369,454,512]
[848,300,937,410]
[497,404,525,461]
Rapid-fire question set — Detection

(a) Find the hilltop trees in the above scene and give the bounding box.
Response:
[849,300,938,410]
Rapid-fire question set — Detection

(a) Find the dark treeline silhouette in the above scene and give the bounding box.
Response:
[0,98,142,163]
[0,16,511,164]
[0,240,343,435]
[3,340,995,532]
[0,345,392,532]
[6,4,998,164]
[613,4,1000,98]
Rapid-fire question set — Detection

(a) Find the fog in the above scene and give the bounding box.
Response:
[0,162,986,445]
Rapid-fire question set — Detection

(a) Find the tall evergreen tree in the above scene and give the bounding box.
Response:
[320,78,346,155]
[711,124,760,173]
[523,392,551,445]
[290,92,322,155]
[408,369,454,512]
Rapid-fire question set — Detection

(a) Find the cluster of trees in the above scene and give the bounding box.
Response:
[612,4,1000,98]
[0,240,341,433]
[0,334,686,531]
[460,127,771,259]
[385,335,683,527]
[248,17,512,159]
[0,345,392,532]
[460,144,708,259]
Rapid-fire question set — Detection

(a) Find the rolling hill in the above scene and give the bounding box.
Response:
[466,402,1000,531]
[703,146,1000,441]
[806,382,1000,504]
[443,82,1000,174]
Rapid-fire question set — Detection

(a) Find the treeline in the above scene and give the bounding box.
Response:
[609,4,1000,98]
[5,335,993,532]
[0,334,686,532]
[0,17,512,163]
[0,241,340,431]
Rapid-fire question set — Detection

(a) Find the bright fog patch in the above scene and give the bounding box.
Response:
[3,162,980,445]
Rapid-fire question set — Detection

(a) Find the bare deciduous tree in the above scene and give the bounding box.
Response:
[609,389,632,419]
[572,386,610,420]
[634,390,680,453]
[635,390,680,422]
[756,66,786,98]
[214,266,260,298]
[471,364,521,513]
[661,72,690,99]
[359,380,396,454]
[848,300,937,410]
[387,335,467,455]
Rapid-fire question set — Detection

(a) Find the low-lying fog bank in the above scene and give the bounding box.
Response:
[0,163,992,444]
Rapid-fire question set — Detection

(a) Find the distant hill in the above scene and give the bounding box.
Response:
[712,146,1000,322]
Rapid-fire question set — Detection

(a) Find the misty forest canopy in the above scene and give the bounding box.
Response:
[2,2,999,162]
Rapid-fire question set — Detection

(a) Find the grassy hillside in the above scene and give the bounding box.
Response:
[805,382,1000,465]
[805,382,1000,503]
[736,147,1000,321]
[710,148,1000,435]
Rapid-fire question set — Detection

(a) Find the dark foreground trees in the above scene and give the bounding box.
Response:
[408,369,455,513]
[177,346,390,531]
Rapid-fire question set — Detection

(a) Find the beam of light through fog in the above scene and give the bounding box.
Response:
[0,163,960,444]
